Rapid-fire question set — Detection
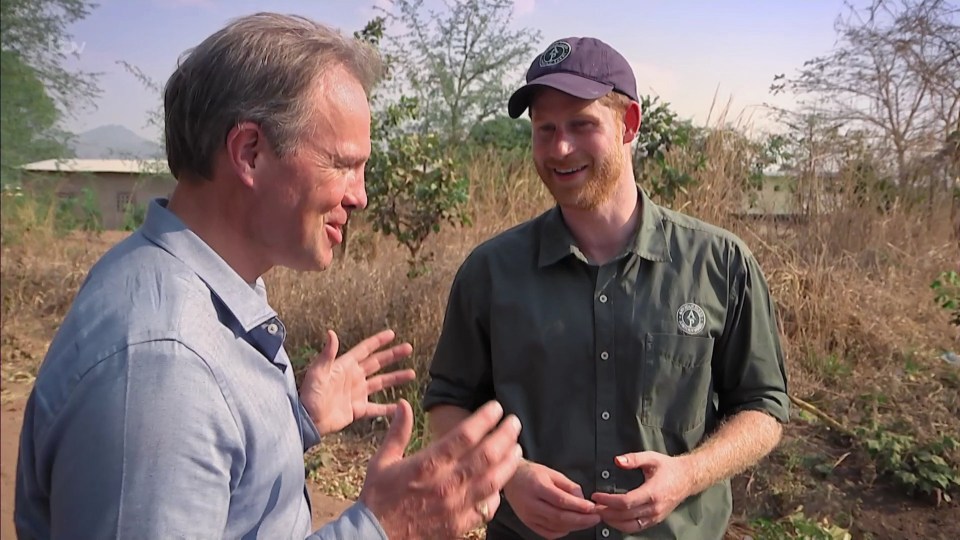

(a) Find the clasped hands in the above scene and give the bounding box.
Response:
[503,452,694,538]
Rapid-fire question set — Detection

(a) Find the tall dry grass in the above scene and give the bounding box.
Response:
[2,118,957,451]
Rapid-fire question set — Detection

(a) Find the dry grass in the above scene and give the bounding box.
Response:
[2,126,958,535]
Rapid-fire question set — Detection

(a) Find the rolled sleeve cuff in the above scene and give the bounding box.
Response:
[298,398,322,451]
[422,376,488,413]
[724,392,790,424]
[307,501,387,540]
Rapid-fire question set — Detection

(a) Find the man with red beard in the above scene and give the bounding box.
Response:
[424,37,789,540]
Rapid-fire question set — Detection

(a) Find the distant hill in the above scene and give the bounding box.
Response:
[70,125,163,159]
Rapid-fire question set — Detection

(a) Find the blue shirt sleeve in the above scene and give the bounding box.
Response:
[33,340,242,538]
[308,502,388,539]
[19,338,387,540]
[298,397,323,451]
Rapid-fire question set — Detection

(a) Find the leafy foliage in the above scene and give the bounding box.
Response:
[0,0,98,180]
[751,507,853,540]
[377,0,540,144]
[366,97,470,277]
[632,95,704,203]
[0,50,69,180]
[858,425,960,502]
[931,270,960,327]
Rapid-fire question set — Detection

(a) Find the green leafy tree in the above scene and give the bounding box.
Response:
[0,50,68,180]
[356,16,472,275]
[632,95,705,204]
[468,115,531,154]
[378,0,541,144]
[366,96,470,277]
[0,0,99,181]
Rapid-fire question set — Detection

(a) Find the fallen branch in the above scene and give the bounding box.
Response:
[789,394,854,437]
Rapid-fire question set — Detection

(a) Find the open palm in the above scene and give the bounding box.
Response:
[300,329,415,436]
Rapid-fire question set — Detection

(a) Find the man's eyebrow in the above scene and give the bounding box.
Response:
[333,154,368,167]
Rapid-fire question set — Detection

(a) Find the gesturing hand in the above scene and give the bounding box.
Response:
[361,400,524,539]
[299,329,415,436]
[502,461,601,538]
[591,452,694,533]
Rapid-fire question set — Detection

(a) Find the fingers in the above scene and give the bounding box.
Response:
[549,507,602,531]
[614,451,660,471]
[541,471,596,514]
[345,329,400,364]
[369,399,413,469]
[476,491,501,525]
[365,369,417,395]
[429,401,508,463]
[359,343,414,376]
[359,402,399,420]
[594,502,657,524]
[590,490,639,511]
[461,417,523,503]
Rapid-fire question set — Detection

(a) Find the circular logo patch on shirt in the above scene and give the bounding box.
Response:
[539,41,571,66]
[677,303,706,335]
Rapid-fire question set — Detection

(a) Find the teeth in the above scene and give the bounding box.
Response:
[555,165,585,174]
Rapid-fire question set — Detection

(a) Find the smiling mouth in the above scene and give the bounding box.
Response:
[553,165,588,176]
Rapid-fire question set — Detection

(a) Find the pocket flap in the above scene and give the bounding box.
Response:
[648,333,714,369]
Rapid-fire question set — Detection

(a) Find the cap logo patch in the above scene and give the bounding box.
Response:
[539,41,571,67]
[677,303,706,335]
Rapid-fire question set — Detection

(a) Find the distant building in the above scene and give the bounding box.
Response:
[18,159,175,229]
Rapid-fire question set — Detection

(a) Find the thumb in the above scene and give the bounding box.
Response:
[615,451,660,471]
[316,330,339,366]
[370,399,413,470]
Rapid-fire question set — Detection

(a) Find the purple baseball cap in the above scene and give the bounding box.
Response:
[508,37,638,118]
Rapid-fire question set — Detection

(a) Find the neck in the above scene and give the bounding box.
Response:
[167,179,267,283]
[560,178,640,265]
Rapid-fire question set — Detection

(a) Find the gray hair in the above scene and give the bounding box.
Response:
[163,12,383,181]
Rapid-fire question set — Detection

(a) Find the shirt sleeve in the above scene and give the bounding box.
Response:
[307,502,387,539]
[297,397,322,451]
[713,244,790,423]
[37,340,243,539]
[423,254,496,413]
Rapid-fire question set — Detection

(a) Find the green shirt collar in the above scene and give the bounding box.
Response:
[538,187,672,267]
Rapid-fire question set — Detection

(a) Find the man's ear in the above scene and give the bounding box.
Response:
[623,101,642,145]
[224,122,264,188]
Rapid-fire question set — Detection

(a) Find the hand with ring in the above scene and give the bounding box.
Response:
[477,500,492,523]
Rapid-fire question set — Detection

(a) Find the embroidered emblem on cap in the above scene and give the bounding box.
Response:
[677,303,706,335]
[539,40,571,67]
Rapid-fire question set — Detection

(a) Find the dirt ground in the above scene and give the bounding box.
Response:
[0,379,353,539]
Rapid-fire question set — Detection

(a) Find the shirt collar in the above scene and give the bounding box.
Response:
[537,186,671,267]
[139,198,278,333]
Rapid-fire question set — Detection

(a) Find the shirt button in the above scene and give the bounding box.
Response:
[601,528,611,538]
[599,294,608,303]
[600,351,609,360]
[266,322,279,335]
[601,469,610,479]
[601,411,610,420]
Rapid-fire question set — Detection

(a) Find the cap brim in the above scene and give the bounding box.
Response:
[507,73,614,118]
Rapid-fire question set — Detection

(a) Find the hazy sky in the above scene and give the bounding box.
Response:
[61,0,848,141]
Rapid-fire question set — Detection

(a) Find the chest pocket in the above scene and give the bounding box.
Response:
[639,333,714,434]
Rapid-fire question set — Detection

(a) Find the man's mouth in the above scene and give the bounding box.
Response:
[324,222,344,244]
[553,165,588,176]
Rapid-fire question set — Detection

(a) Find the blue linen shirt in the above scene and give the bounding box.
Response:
[15,199,387,540]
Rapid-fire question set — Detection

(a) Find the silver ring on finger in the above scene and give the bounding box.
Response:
[636,517,645,529]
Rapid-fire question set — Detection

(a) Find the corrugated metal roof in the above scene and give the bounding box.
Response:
[19,159,170,174]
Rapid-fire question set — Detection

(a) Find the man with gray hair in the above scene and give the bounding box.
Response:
[15,12,521,539]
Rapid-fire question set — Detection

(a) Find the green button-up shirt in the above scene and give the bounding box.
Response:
[424,188,789,540]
